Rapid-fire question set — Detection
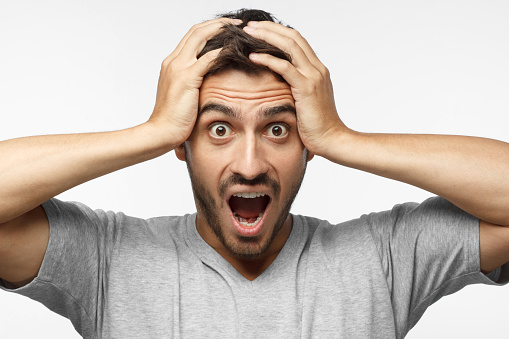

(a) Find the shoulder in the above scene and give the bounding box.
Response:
[295,196,474,255]
[42,198,192,244]
[364,196,476,238]
[294,214,375,260]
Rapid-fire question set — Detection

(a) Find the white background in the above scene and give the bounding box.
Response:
[1,0,508,338]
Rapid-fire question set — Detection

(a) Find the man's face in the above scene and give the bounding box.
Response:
[181,69,310,260]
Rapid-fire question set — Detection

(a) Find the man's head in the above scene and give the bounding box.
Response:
[198,9,292,82]
[176,9,311,261]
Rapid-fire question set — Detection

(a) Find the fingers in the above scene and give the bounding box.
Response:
[244,21,321,66]
[176,18,240,55]
[179,18,240,61]
[248,52,306,86]
[164,18,241,66]
[190,48,222,78]
[243,21,326,74]
[244,25,310,69]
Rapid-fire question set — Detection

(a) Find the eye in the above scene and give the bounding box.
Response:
[266,124,289,138]
[209,123,232,138]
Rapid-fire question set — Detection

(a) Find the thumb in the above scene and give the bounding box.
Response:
[190,48,222,78]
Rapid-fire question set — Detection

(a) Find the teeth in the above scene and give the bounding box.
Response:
[233,192,266,198]
[233,212,264,227]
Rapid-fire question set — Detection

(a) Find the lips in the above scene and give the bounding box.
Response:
[226,191,272,237]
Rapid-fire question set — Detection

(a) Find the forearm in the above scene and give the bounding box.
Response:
[0,18,235,225]
[323,130,509,226]
[0,122,173,223]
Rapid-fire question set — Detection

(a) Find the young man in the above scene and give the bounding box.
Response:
[0,9,508,338]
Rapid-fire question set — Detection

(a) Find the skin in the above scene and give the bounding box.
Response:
[241,20,509,274]
[0,18,244,286]
[175,70,310,279]
[1,17,509,289]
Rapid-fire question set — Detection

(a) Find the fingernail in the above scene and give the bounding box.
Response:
[247,21,259,27]
[244,26,256,32]
[233,19,243,25]
[249,53,259,60]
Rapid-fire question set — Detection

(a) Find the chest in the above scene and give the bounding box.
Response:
[100,237,395,338]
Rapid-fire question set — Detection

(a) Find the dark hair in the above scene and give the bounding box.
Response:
[197,9,292,82]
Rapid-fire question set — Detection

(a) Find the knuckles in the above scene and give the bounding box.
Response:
[161,55,191,74]
[191,25,206,37]
[288,28,303,41]
[161,58,171,69]
[285,38,299,52]
[310,69,325,83]
[302,69,329,94]
[323,66,330,78]
[190,22,202,32]
[279,60,293,73]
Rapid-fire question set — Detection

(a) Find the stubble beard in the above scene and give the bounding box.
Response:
[186,158,307,260]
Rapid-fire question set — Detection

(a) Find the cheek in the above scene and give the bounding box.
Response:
[186,141,231,178]
[272,147,307,179]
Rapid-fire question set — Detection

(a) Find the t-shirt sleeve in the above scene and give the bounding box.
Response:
[0,198,120,338]
[365,196,509,333]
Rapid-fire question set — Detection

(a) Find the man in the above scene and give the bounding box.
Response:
[0,8,508,338]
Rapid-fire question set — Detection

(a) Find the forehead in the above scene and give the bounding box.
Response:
[199,69,294,112]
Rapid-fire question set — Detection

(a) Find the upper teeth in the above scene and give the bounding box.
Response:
[233,192,266,198]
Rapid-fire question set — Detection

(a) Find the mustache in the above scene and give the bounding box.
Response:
[219,173,280,199]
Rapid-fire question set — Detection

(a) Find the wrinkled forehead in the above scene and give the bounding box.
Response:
[199,69,295,114]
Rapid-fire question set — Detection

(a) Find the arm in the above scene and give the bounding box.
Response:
[318,132,509,228]
[0,18,240,287]
[0,125,172,225]
[243,21,509,273]
[323,131,509,274]
[0,125,169,287]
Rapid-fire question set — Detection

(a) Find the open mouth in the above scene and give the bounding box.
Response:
[228,192,271,228]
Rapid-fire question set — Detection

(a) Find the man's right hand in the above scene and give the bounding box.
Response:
[0,18,239,287]
[148,18,242,148]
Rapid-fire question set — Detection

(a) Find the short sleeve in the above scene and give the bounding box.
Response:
[0,198,121,338]
[366,196,509,334]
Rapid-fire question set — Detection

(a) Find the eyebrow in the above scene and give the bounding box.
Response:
[199,103,296,120]
[199,104,241,119]
[261,104,296,118]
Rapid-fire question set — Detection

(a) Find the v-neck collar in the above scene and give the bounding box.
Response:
[185,213,303,286]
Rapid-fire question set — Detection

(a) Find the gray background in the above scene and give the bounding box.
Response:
[1,0,508,337]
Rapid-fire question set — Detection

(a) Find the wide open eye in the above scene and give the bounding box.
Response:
[209,123,232,138]
[265,124,289,138]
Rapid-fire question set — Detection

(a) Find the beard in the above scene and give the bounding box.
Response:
[185,151,307,260]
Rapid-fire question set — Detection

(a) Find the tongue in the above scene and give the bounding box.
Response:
[229,196,268,219]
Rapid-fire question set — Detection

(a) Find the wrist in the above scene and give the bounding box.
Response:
[133,121,179,157]
[308,123,355,161]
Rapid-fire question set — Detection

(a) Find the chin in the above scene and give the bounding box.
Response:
[219,209,290,260]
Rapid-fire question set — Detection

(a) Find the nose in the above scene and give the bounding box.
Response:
[230,133,269,180]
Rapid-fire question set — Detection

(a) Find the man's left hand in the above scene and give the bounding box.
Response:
[243,21,347,157]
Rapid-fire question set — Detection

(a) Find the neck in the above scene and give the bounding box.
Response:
[196,214,293,281]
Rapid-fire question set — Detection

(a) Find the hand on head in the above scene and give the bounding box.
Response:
[149,10,346,158]
[148,18,242,149]
[242,20,347,157]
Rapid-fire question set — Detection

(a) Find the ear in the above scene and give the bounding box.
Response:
[174,143,186,162]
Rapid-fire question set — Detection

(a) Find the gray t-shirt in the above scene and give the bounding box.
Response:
[1,196,507,338]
